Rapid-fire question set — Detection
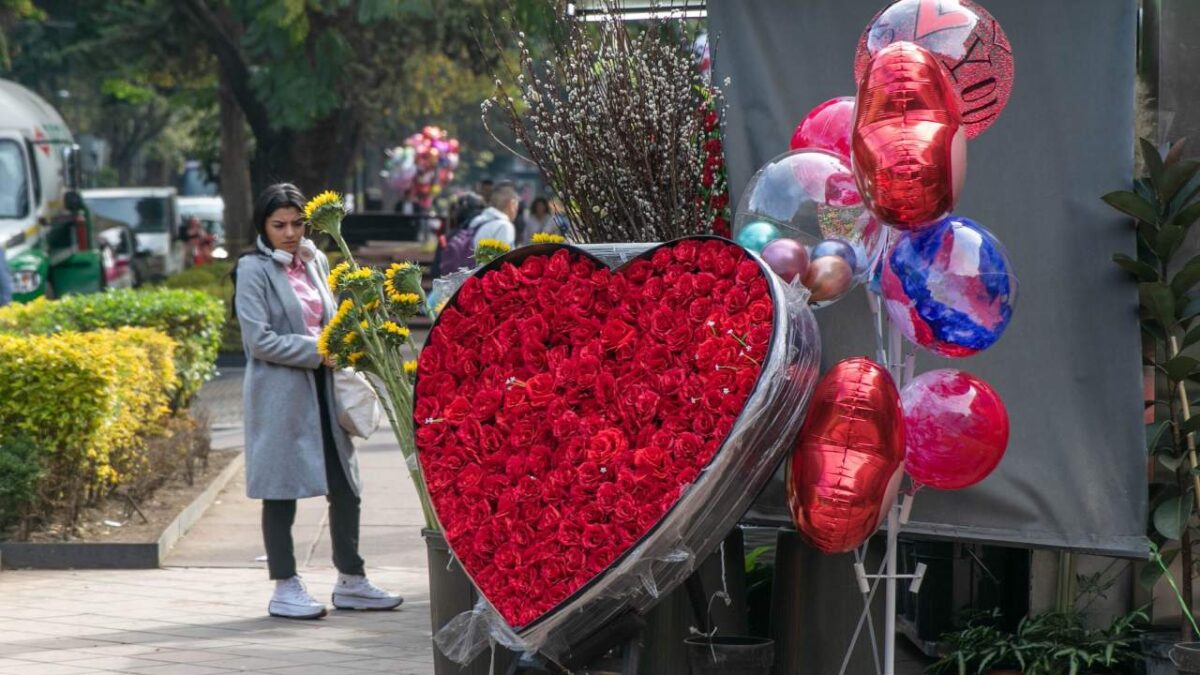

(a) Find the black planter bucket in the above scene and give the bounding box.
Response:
[1172,641,1200,673]
[423,528,515,675]
[1143,632,1179,675]
[684,636,774,675]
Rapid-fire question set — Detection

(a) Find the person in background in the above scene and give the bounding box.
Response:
[469,185,519,250]
[433,192,487,277]
[0,247,12,307]
[477,178,494,204]
[233,183,403,620]
[185,215,215,266]
[521,197,559,244]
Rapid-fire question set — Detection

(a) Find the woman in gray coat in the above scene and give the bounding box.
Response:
[234,183,402,619]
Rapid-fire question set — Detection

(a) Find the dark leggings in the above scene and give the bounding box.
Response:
[262,368,365,580]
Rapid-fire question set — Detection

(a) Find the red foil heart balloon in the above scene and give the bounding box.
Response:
[787,357,905,553]
[851,41,966,230]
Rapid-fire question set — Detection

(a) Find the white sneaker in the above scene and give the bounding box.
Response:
[268,576,327,620]
[332,573,404,611]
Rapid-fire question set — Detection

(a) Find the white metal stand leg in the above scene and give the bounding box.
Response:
[884,505,899,675]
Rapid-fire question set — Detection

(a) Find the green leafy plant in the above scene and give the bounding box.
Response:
[0,436,45,533]
[931,608,1147,675]
[0,288,224,408]
[744,545,773,638]
[1103,137,1200,638]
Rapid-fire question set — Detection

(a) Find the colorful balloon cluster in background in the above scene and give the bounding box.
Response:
[384,126,461,210]
[736,0,1017,553]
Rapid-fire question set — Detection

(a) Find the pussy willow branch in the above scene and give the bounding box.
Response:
[483,1,720,243]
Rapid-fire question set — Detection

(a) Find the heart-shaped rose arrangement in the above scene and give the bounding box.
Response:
[415,237,819,651]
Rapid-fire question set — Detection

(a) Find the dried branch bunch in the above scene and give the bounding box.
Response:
[484,3,722,243]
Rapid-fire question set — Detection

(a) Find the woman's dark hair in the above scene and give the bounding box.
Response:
[530,197,550,216]
[230,183,308,315]
[251,183,307,247]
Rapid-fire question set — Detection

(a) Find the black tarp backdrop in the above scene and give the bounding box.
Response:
[713,0,1148,557]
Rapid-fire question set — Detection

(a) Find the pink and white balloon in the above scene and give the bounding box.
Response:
[901,369,1009,490]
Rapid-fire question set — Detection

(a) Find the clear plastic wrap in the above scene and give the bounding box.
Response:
[419,238,822,667]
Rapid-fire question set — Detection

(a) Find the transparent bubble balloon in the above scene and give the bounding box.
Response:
[734,149,885,306]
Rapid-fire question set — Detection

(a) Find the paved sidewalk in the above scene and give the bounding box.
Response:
[0,370,438,675]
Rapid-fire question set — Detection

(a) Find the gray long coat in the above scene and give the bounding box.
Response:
[235,244,361,499]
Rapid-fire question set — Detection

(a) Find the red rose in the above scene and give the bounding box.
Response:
[457,277,485,314]
[704,110,719,131]
[494,544,523,573]
[443,396,471,424]
[521,255,547,280]
[673,239,700,264]
[710,192,729,211]
[634,446,670,480]
[613,496,639,523]
[582,524,610,549]
[704,138,723,155]
[526,373,557,408]
[701,168,715,188]
[564,547,585,571]
[601,319,636,352]
[545,249,572,280]
[557,520,583,547]
[588,428,629,464]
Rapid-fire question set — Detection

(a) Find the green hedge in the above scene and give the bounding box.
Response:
[159,261,242,354]
[0,288,224,407]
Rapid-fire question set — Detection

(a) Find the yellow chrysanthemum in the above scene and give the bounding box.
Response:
[344,268,373,283]
[342,331,358,346]
[531,232,565,244]
[303,190,341,221]
[359,319,369,331]
[364,299,381,312]
[327,261,351,294]
[348,351,367,366]
[404,360,418,377]
[382,321,411,339]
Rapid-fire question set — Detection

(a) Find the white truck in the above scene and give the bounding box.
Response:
[0,78,127,301]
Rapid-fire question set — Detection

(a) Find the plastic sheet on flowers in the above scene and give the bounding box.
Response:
[418,238,822,666]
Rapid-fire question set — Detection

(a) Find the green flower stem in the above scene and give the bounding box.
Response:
[1153,544,1200,637]
[329,228,438,530]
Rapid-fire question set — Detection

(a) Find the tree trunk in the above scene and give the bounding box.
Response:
[218,69,253,252]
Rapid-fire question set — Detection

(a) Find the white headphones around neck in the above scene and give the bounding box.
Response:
[264,238,317,266]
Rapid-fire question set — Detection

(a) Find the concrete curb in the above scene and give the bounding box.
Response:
[0,452,244,570]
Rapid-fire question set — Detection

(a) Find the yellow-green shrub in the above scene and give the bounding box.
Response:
[0,328,175,509]
[0,288,224,408]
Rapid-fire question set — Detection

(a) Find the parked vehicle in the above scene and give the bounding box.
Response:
[0,78,123,300]
[83,187,189,279]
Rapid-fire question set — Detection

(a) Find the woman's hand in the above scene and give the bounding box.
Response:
[323,355,337,368]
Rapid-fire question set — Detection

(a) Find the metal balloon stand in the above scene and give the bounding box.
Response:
[838,290,928,675]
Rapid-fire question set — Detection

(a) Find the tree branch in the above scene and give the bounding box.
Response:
[174,0,273,143]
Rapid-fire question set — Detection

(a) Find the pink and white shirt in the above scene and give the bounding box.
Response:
[285,257,325,338]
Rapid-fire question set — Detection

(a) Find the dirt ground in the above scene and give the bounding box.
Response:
[23,448,240,544]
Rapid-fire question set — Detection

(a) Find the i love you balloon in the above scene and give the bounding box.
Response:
[788,357,905,553]
[855,0,1014,138]
[902,369,1009,490]
[852,41,966,231]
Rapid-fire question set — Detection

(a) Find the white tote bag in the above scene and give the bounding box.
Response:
[333,369,383,439]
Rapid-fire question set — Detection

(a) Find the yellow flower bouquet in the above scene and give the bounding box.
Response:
[304,191,436,528]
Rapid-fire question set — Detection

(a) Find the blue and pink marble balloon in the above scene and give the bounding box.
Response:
[881,216,1016,358]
